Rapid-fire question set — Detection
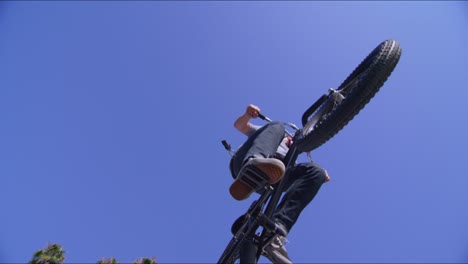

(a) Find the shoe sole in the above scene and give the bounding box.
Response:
[230,179,254,201]
[230,158,285,201]
[252,158,285,184]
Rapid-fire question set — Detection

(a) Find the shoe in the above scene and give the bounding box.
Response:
[230,157,285,201]
[263,229,292,264]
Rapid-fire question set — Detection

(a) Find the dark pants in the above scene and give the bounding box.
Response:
[230,122,327,233]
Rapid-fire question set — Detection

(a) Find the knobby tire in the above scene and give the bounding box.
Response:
[297,39,402,152]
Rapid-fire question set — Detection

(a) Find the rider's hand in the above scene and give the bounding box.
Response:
[324,169,331,182]
[246,104,260,118]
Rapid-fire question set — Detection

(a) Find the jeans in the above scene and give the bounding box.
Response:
[230,122,327,232]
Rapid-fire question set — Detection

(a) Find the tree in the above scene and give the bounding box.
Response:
[97,257,120,264]
[132,257,157,264]
[98,257,157,264]
[30,243,157,264]
[30,243,65,264]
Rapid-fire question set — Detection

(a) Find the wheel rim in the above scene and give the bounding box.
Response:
[302,97,335,136]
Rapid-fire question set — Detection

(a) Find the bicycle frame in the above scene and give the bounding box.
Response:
[219,91,342,263]
[219,89,342,263]
[219,39,402,264]
[218,116,306,264]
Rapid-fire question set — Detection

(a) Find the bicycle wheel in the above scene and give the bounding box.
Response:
[296,39,402,152]
[218,207,259,263]
[218,236,241,264]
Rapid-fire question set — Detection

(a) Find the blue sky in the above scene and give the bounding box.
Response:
[1,1,468,263]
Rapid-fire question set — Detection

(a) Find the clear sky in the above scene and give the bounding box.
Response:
[1,1,468,263]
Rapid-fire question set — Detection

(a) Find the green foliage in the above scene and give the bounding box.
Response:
[97,257,120,264]
[30,243,65,264]
[30,243,157,264]
[132,257,157,264]
[98,256,157,264]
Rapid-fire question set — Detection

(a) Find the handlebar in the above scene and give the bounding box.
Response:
[221,140,231,151]
[258,113,272,122]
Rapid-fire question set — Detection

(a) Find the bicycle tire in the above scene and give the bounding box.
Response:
[218,236,241,264]
[218,211,257,263]
[296,39,402,152]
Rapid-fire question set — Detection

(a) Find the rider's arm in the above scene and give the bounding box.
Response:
[234,104,260,135]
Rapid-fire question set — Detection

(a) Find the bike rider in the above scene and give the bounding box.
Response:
[229,104,330,264]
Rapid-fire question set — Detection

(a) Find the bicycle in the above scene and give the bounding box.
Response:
[218,39,402,264]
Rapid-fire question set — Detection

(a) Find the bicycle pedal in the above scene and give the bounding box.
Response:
[258,214,287,237]
[239,166,270,191]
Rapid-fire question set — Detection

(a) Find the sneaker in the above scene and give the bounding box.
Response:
[230,157,285,200]
[263,222,292,264]
[263,234,292,264]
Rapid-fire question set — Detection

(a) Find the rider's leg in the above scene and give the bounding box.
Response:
[272,161,328,232]
[229,122,286,200]
[230,121,286,176]
[263,162,327,263]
